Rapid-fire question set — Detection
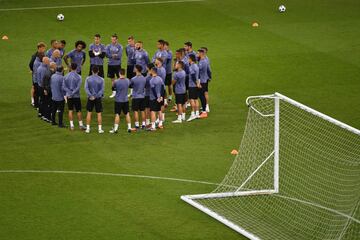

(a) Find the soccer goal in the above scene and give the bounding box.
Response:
[181,92,360,240]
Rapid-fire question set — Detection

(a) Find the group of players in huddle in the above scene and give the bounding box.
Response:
[28,34,212,133]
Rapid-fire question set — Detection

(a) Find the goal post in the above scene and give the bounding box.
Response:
[181,93,360,240]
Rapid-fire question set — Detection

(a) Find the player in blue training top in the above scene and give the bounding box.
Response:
[130,65,147,130]
[144,63,155,127]
[84,65,105,134]
[184,41,196,59]
[187,54,200,122]
[200,46,212,113]
[106,34,123,98]
[109,69,134,133]
[63,63,86,131]
[164,41,173,102]
[64,40,86,75]
[89,34,106,78]
[197,49,211,119]
[134,41,150,76]
[148,66,164,131]
[172,61,186,123]
[152,39,168,69]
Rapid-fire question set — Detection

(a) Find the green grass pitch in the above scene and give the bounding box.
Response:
[0,0,359,239]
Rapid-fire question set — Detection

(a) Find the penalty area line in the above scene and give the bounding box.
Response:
[0,0,205,12]
[0,169,219,186]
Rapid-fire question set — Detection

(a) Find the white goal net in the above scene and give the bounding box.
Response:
[181,92,360,240]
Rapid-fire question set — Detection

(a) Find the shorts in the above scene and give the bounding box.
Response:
[188,87,199,100]
[144,96,150,108]
[86,98,103,113]
[165,73,172,86]
[175,94,186,105]
[127,65,135,79]
[89,65,104,78]
[67,98,82,112]
[200,82,208,92]
[107,65,121,78]
[149,99,161,112]
[114,101,129,115]
[132,98,145,112]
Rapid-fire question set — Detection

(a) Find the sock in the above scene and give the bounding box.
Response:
[86,124,90,130]
[114,124,119,131]
[146,119,150,125]
[159,120,163,126]
[191,111,195,117]
[162,113,165,121]
[130,89,133,95]
[70,121,74,128]
[164,99,168,105]
[135,121,139,127]
[98,125,102,131]
[31,97,34,103]
[178,115,182,121]
[182,113,186,119]
[127,123,131,129]
[79,120,83,127]
[142,121,145,126]
[195,111,199,117]
[151,122,156,129]
[206,104,209,109]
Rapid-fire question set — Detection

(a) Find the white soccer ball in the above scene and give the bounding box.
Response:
[279,5,286,13]
[57,14,64,21]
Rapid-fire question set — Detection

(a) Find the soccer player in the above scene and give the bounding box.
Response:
[152,40,168,69]
[46,40,59,58]
[63,63,86,130]
[37,57,52,122]
[130,65,147,130]
[50,49,62,67]
[32,52,45,111]
[89,34,106,78]
[134,41,150,76]
[197,49,210,118]
[126,36,136,79]
[29,42,47,107]
[144,63,154,127]
[148,66,164,131]
[187,54,200,122]
[50,66,66,128]
[109,69,134,133]
[44,62,57,123]
[155,58,167,122]
[64,40,87,75]
[59,40,66,57]
[184,41,196,59]
[200,47,212,113]
[164,41,173,102]
[172,61,186,123]
[84,65,105,134]
[106,34,123,98]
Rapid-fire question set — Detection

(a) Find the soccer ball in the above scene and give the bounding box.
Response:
[57,14,64,21]
[278,5,286,13]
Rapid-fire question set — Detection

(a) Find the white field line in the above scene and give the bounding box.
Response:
[0,169,218,186]
[2,169,359,224]
[0,0,204,12]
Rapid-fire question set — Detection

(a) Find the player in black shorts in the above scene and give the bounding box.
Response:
[84,66,105,134]
[106,34,123,98]
[130,65,147,130]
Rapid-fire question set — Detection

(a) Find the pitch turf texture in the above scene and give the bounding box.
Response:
[0,0,359,239]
